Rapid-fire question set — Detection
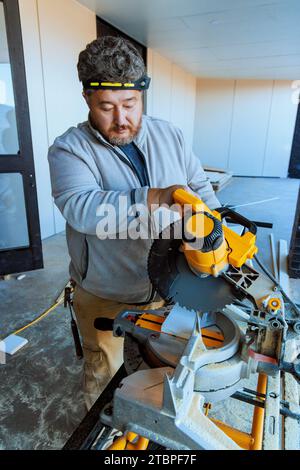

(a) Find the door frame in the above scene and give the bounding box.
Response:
[0,0,43,275]
[288,100,300,178]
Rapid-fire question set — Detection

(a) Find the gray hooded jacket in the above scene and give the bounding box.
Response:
[48,114,220,304]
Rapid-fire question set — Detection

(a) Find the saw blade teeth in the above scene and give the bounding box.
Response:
[161,302,204,340]
[171,302,198,316]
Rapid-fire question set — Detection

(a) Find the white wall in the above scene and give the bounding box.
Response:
[19,0,97,237]
[194,78,298,177]
[147,48,197,148]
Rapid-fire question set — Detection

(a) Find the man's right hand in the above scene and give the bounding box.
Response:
[147,185,186,213]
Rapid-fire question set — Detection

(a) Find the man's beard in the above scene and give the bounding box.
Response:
[107,120,142,146]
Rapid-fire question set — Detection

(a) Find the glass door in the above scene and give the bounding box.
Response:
[0,0,42,275]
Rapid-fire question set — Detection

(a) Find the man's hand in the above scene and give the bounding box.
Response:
[147,185,186,213]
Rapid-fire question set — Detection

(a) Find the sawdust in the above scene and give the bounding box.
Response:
[204,360,231,369]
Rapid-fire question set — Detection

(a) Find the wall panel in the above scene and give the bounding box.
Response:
[194,79,235,169]
[263,81,298,177]
[147,49,197,148]
[194,78,297,177]
[228,79,273,176]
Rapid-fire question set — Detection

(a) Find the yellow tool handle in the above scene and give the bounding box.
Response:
[172,188,213,215]
[107,432,149,450]
[173,188,257,268]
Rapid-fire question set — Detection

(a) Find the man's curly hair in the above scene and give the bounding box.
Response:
[77,36,146,84]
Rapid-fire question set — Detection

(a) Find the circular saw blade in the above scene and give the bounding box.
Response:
[148,220,236,312]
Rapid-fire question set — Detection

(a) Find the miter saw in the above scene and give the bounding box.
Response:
[68,189,300,451]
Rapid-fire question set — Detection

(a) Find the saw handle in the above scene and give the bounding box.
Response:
[214,207,257,235]
[172,188,210,213]
[172,189,257,235]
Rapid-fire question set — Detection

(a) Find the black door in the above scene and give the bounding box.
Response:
[96,17,148,110]
[0,0,43,275]
[97,17,147,66]
[289,100,300,178]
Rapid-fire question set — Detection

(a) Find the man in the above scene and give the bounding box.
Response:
[48,36,219,410]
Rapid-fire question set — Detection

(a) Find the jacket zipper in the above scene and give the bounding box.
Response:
[131,144,156,304]
[133,142,151,187]
[100,141,144,185]
[99,140,157,304]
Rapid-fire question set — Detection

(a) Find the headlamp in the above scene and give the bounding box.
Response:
[83,75,151,91]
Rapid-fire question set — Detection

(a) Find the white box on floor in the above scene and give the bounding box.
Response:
[0,334,28,355]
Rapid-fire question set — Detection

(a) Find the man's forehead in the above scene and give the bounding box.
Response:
[94,89,141,104]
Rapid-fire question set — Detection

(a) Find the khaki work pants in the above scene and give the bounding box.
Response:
[73,284,164,410]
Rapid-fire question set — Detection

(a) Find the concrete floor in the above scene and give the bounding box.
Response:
[0,233,85,449]
[0,176,299,449]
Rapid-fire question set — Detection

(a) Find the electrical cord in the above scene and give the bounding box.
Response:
[0,283,70,341]
[0,298,64,341]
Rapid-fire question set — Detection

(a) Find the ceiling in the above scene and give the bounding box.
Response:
[77,0,300,79]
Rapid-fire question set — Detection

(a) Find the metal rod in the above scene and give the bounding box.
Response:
[269,233,279,281]
[254,254,300,316]
[231,197,279,209]
[232,391,265,408]
[242,387,266,399]
[251,373,268,450]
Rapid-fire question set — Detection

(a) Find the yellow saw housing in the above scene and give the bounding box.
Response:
[173,188,258,277]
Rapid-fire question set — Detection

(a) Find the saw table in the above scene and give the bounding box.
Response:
[63,313,300,450]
